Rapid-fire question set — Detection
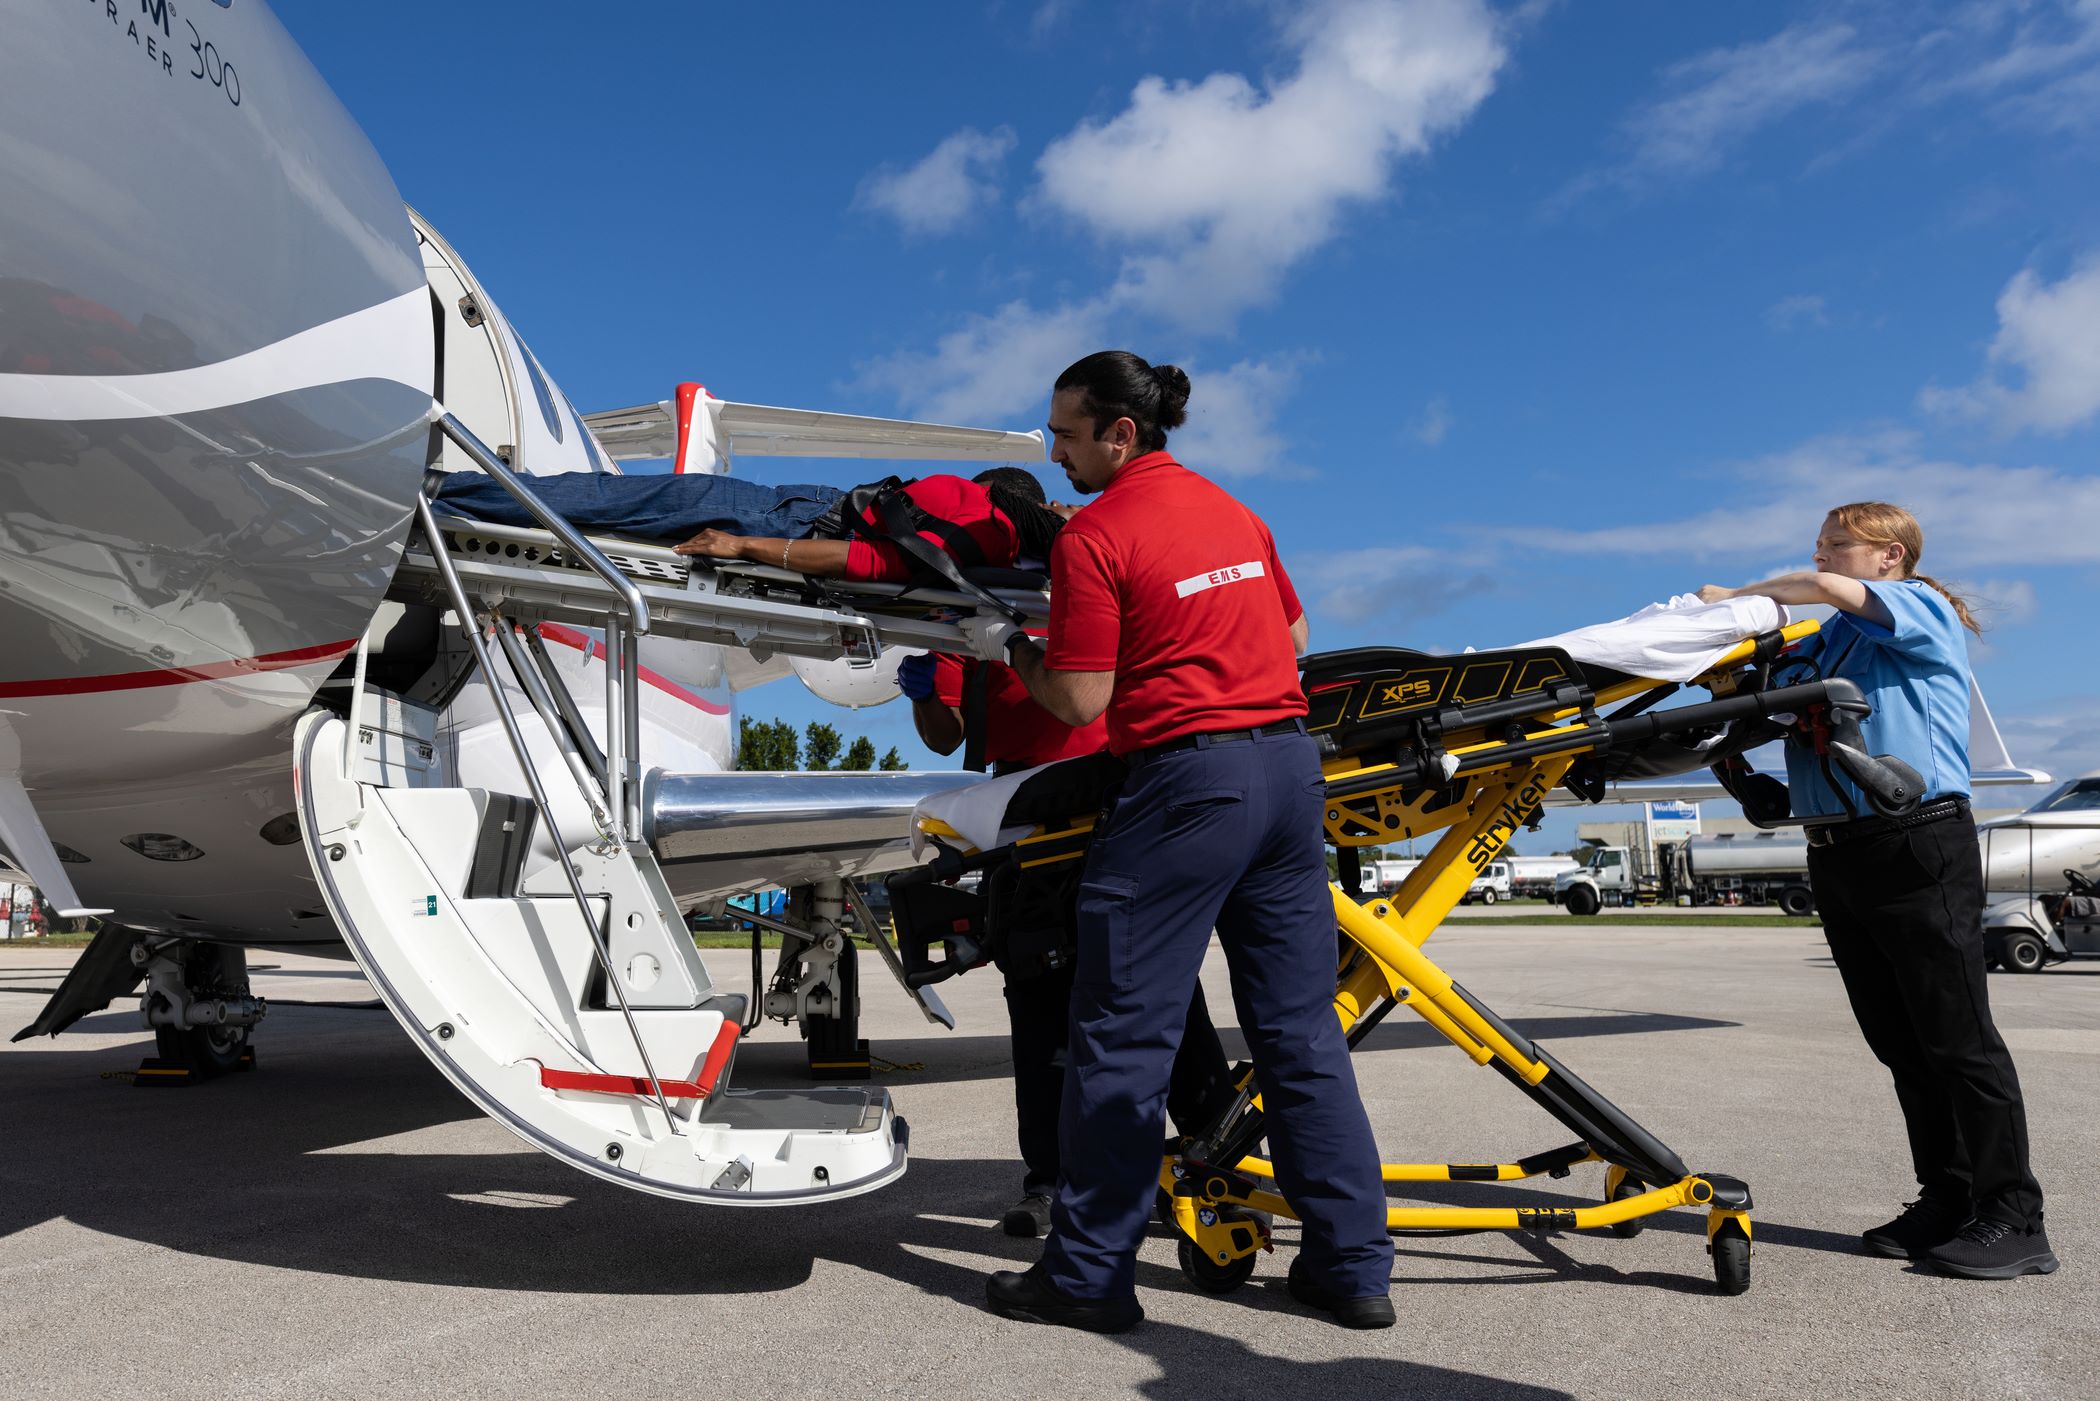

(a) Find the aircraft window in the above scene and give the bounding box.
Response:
[522,344,563,444]
[2035,781,2100,813]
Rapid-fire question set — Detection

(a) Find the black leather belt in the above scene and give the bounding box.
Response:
[1124,717,1306,767]
[1805,796,1970,848]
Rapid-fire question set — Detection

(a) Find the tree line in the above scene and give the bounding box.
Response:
[735,717,906,772]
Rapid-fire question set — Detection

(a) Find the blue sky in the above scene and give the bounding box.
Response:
[292,1,2099,852]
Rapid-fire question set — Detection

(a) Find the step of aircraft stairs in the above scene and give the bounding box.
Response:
[294,708,906,1204]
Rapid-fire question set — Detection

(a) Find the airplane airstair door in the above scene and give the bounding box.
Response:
[294,708,907,1205]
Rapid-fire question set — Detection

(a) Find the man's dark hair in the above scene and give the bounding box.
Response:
[974,467,1064,566]
[1053,350,1191,454]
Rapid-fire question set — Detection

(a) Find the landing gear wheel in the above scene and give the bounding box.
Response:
[1607,1175,1647,1238]
[1709,1219,1750,1296]
[154,1023,249,1076]
[2002,932,2047,973]
[1177,1234,1259,1295]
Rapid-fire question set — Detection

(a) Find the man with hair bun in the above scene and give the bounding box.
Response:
[960,350,1393,1332]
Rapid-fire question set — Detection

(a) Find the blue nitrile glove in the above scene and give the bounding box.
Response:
[897,652,939,702]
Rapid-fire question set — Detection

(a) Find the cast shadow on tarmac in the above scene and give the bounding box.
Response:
[0,1011,1581,1397]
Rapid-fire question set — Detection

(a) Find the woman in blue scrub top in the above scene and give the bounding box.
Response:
[1699,501,2055,1281]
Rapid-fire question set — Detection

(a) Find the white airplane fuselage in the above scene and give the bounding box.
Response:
[0,1,732,947]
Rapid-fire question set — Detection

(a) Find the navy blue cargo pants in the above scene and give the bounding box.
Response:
[1039,726,1393,1300]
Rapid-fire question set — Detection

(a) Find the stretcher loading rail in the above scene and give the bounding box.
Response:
[391,513,1050,667]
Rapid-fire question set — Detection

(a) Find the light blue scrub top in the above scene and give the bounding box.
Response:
[1784,579,1972,819]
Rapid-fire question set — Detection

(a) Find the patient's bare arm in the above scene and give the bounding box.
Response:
[674,530,853,576]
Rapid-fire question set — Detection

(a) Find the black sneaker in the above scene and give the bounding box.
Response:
[985,1266,1143,1333]
[1862,1197,1967,1259]
[1285,1260,1395,1330]
[1923,1217,2059,1280]
[1000,1192,1053,1238]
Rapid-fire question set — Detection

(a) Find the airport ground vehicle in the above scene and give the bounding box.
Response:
[1460,860,1513,905]
[1979,772,2100,972]
[1554,833,1814,916]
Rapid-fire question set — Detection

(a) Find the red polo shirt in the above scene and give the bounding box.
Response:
[933,635,1110,770]
[1045,452,1306,755]
[842,476,1018,583]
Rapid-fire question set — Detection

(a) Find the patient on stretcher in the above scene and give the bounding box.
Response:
[431,466,1063,584]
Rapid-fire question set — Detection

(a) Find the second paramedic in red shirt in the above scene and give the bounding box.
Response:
[968,351,1392,1335]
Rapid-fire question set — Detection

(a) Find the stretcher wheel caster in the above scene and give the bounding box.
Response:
[1606,1175,1646,1239]
[1709,1219,1751,1296]
[1177,1235,1258,1295]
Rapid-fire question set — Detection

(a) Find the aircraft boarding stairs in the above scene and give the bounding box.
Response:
[296,414,1014,1205]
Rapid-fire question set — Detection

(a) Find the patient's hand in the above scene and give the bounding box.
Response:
[674,529,750,559]
[1696,585,1735,604]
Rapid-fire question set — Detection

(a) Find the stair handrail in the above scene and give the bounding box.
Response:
[410,489,679,1130]
[435,413,650,637]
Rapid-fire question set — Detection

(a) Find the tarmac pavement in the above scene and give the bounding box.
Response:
[1,923,2092,1400]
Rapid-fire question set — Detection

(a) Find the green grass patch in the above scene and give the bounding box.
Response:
[3,932,99,948]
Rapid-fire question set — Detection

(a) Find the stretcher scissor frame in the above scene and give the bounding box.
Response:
[909,619,1925,1298]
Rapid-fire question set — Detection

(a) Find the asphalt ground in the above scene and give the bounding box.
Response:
[1,924,2092,1401]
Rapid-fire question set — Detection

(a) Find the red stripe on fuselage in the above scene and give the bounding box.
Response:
[0,639,359,699]
[534,623,732,715]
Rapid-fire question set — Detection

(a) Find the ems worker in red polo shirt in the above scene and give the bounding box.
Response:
[959,352,1393,1334]
[899,474,1234,1242]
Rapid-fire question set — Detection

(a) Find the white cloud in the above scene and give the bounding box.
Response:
[1033,0,1508,328]
[1561,4,2100,206]
[854,298,1109,426]
[859,0,1510,455]
[1580,21,1879,193]
[1410,393,1453,445]
[855,126,1017,236]
[1298,543,1493,625]
[1920,254,2100,434]
[1170,358,1312,478]
[1480,431,2100,571]
[1991,705,2100,787]
[1766,293,1828,331]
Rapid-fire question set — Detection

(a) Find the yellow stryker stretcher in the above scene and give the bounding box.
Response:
[894,620,1928,1298]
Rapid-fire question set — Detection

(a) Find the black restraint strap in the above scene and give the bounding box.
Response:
[871,486,1024,621]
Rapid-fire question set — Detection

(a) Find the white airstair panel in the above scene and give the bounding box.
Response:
[295,710,907,1204]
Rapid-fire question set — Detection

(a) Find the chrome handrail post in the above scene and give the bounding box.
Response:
[604,620,626,849]
[434,412,651,638]
[621,638,643,842]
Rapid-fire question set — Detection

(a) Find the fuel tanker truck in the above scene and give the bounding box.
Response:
[1554,832,1814,916]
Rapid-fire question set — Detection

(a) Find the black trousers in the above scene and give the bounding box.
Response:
[1002,967,1232,1198]
[1809,811,2045,1228]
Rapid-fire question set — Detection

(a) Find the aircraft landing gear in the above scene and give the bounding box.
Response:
[132,940,265,1086]
[760,880,871,1081]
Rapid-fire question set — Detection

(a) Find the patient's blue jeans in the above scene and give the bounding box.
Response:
[431,471,843,543]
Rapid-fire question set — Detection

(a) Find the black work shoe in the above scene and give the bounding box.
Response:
[1923,1217,2060,1280]
[1862,1197,1967,1259]
[985,1266,1143,1333]
[1001,1192,1054,1238]
[1285,1260,1395,1330]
